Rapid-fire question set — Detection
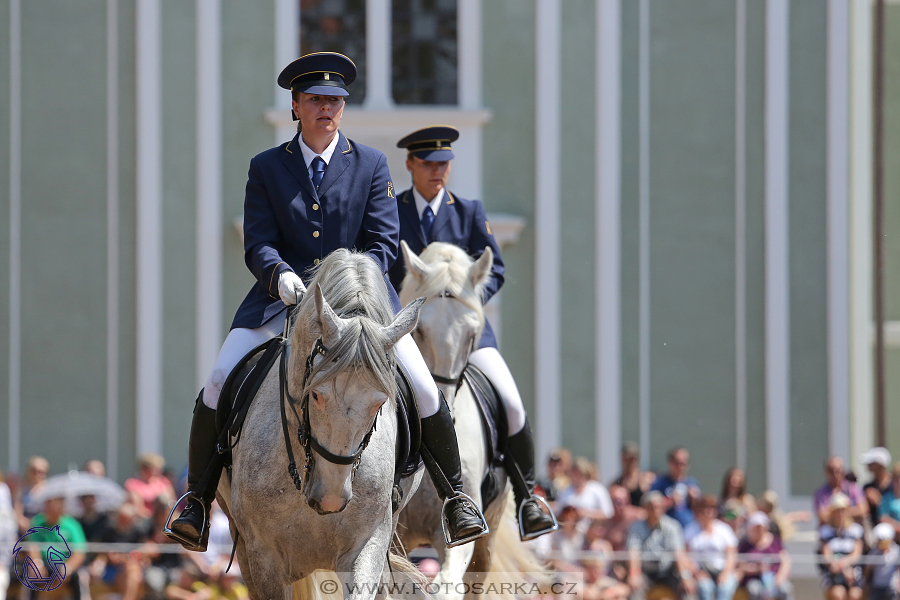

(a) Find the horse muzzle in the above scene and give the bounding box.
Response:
[308,494,349,515]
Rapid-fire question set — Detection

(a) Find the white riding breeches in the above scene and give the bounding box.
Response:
[201,312,441,418]
[202,311,287,409]
[468,347,526,435]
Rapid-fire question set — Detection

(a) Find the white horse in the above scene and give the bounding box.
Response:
[396,241,542,600]
[217,249,425,600]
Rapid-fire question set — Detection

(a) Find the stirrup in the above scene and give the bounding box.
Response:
[162,491,209,551]
[441,492,490,549]
[518,495,559,541]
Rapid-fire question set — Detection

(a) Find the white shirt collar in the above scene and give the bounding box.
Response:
[412,186,446,219]
[298,132,341,175]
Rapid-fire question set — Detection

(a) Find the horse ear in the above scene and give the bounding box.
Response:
[469,247,493,288]
[314,283,344,347]
[401,240,429,283]
[381,297,425,347]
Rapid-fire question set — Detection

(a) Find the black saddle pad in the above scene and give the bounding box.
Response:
[462,364,508,508]
[394,366,422,480]
[216,338,281,439]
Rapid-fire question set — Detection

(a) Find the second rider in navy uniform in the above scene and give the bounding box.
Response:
[166,55,488,552]
[389,126,557,540]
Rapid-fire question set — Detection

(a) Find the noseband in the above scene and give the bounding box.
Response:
[425,289,476,391]
[278,306,379,493]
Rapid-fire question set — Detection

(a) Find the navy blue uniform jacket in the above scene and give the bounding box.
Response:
[388,188,504,348]
[233,131,400,330]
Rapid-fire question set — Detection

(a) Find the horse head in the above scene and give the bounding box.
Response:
[398,240,493,409]
[289,257,423,515]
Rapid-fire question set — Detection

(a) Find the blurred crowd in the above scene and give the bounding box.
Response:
[0,455,246,600]
[2,445,900,600]
[528,444,900,600]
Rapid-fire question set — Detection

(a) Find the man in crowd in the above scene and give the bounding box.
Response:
[26,495,87,599]
[861,447,892,525]
[626,491,695,599]
[651,447,701,529]
[814,456,867,525]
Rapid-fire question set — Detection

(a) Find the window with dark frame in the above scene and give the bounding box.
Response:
[392,0,458,105]
[299,0,367,105]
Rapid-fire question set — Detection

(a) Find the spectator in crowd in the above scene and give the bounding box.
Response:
[861,448,892,525]
[144,497,187,599]
[651,447,701,529]
[876,464,900,533]
[595,485,644,553]
[757,490,810,542]
[14,455,49,531]
[83,459,107,478]
[685,495,738,600]
[865,522,899,600]
[557,457,614,520]
[580,557,631,600]
[541,448,573,502]
[125,453,176,517]
[818,492,864,600]
[88,502,148,600]
[78,494,111,544]
[720,499,749,537]
[0,469,15,600]
[611,442,655,507]
[546,505,588,572]
[737,512,793,600]
[814,456,867,525]
[27,495,87,599]
[719,467,756,516]
[626,491,695,600]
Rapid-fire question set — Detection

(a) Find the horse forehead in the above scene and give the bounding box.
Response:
[318,372,386,399]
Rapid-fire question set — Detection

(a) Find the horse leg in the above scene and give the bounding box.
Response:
[336,523,392,600]
[240,542,292,600]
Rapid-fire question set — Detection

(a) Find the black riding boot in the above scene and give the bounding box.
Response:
[505,419,558,540]
[165,391,223,552]
[420,393,489,547]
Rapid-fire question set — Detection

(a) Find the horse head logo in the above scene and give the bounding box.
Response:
[13,525,71,591]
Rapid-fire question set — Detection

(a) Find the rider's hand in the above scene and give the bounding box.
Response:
[278,271,306,305]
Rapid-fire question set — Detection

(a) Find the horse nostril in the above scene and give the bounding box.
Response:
[308,498,319,511]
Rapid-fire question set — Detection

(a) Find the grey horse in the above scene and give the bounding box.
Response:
[217,249,425,600]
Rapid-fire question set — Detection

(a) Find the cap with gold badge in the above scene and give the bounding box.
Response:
[277,52,357,120]
[396,126,459,162]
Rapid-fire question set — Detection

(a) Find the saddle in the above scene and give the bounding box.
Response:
[215,338,422,503]
[461,364,509,509]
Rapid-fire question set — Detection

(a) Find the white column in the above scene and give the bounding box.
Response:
[458,0,482,109]
[274,0,298,144]
[365,0,393,109]
[136,0,164,455]
[534,0,562,464]
[107,0,120,480]
[764,0,791,499]
[638,0,651,465]
[734,0,747,470]
[595,0,622,484]
[848,0,874,475]
[196,0,223,391]
[8,0,22,472]
[827,0,851,461]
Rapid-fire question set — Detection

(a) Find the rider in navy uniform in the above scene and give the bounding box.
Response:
[389,126,557,540]
[166,55,488,552]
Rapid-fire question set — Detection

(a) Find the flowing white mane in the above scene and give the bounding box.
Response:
[399,242,487,326]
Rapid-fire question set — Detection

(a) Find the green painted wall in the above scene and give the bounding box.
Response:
[559,0,597,464]
[787,0,829,496]
[19,0,109,470]
[482,0,536,420]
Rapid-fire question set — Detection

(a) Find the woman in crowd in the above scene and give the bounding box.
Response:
[612,442,655,508]
[719,467,757,516]
[818,493,864,600]
[685,496,739,600]
[737,512,793,600]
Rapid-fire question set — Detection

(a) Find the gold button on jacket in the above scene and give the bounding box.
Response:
[313,231,320,238]
[312,203,319,210]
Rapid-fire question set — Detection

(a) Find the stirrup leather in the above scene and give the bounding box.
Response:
[518,495,559,541]
[440,492,490,548]
[162,491,210,551]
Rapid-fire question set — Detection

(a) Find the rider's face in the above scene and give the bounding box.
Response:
[293,93,344,137]
[406,156,451,201]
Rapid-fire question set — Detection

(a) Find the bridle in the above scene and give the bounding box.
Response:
[278,304,380,493]
[423,289,477,392]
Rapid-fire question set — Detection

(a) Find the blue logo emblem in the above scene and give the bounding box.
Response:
[13,526,70,591]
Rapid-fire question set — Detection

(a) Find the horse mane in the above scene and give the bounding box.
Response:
[399,242,486,329]
[291,249,398,400]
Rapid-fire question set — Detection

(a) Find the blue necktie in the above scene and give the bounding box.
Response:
[311,157,326,189]
[421,206,435,243]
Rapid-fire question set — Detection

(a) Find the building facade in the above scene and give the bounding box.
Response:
[0,0,894,505]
